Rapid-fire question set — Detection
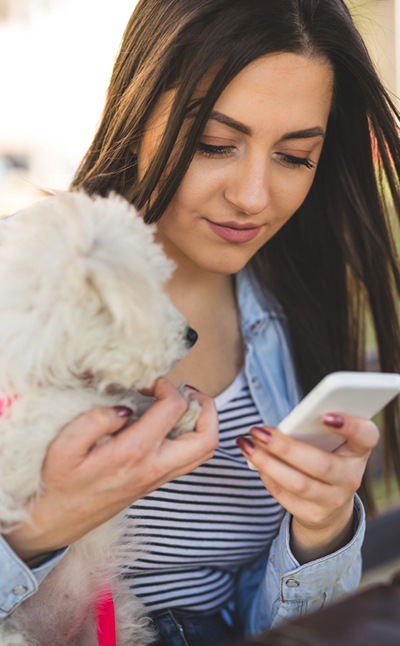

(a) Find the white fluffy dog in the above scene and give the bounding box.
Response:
[0,191,200,646]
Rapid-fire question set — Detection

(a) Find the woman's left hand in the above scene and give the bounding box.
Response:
[236,413,379,564]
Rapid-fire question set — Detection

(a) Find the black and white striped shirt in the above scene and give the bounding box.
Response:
[119,369,284,613]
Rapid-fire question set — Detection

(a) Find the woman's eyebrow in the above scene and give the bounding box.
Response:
[209,110,325,141]
[279,127,325,141]
[210,111,252,135]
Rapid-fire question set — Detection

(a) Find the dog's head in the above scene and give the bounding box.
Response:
[0,192,196,391]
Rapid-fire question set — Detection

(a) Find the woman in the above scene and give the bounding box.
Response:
[2,0,400,643]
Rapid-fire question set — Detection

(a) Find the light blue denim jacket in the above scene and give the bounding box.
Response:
[0,267,365,637]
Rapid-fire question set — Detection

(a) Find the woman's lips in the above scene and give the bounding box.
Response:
[206,219,262,243]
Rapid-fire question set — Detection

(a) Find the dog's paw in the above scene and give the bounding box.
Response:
[0,490,31,534]
[167,384,201,439]
[0,625,31,646]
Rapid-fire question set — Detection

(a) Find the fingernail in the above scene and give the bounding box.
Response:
[249,426,272,443]
[236,436,255,454]
[186,385,200,392]
[323,413,345,429]
[113,406,133,418]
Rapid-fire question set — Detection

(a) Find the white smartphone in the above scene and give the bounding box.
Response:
[247,371,400,470]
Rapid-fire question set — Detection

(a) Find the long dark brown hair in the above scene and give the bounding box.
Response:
[72,0,400,514]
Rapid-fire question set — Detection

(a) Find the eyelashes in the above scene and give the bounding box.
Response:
[281,153,316,170]
[197,143,234,157]
[197,142,316,169]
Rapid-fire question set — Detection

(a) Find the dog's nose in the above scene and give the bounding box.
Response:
[186,327,198,347]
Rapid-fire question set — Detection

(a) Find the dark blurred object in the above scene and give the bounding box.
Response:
[233,578,400,646]
[0,153,30,172]
[362,506,400,570]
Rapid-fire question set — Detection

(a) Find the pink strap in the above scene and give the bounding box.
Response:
[0,395,17,416]
[95,585,116,646]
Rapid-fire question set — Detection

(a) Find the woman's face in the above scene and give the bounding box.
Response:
[137,52,334,275]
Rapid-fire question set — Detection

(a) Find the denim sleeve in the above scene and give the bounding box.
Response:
[0,535,69,619]
[237,494,365,638]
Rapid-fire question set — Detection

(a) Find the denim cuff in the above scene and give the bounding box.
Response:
[273,493,365,602]
[0,534,69,618]
[248,494,365,635]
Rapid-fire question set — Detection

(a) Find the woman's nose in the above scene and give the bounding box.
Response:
[224,158,269,216]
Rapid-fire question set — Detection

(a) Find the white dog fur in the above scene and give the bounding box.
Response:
[0,191,200,646]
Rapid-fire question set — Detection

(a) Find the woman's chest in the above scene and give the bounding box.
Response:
[127,377,284,567]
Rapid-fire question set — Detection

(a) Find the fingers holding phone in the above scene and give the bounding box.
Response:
[235,370,398,563]
[236,417,376,563]
[329,413,380,457]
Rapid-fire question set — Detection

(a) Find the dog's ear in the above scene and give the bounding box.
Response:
[0,192,181,391]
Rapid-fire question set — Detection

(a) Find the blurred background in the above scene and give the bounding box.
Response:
[1,0,400,582]
[0,0,136,215]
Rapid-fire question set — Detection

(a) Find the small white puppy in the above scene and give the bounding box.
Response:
[0,192,200,646]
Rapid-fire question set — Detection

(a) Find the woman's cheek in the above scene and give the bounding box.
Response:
[272,171,316,222]
[184,157,229,197]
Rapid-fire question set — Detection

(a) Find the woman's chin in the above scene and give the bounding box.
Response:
[193,254,255,276]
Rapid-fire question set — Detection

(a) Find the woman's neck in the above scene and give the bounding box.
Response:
[157,231,236,322]
[157,232,244,396]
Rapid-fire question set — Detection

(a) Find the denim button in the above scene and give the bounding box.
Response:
[251,377,260,389]
[250,320,261,332]
[286,579,300,588]
[12,585,28,596]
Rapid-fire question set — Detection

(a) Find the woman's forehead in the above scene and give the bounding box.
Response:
[139,52,333,163]
[210,53,334,137]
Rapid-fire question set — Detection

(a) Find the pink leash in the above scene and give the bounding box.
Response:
[0,395,17,416]
[95,585,117,646]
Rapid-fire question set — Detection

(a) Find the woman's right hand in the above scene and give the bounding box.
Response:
[4,378,218,562]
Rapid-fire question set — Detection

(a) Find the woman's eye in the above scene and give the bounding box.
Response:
[197,142,235,157]
[279,153,316,170]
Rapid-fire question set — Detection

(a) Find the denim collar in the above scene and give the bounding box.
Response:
[236,267,285,344]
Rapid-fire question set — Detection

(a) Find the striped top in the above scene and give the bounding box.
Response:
[119,369,284,613]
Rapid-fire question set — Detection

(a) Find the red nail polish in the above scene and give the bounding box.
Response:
[249,426,272,442]
[236,436,255,454]
[186,385,200,392]
[323,413,345,429]
[113,406,133,417]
